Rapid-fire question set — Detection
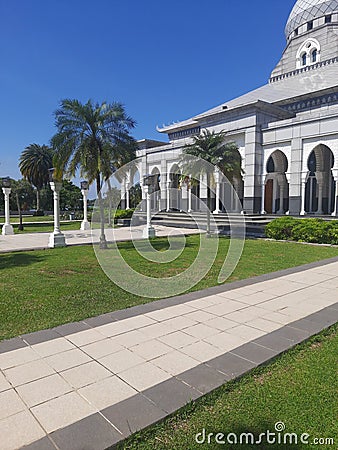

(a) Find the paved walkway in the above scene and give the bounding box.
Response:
[0,257,337,449]
[0,225,200,253]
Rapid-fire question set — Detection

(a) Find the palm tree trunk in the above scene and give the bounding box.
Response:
[36,189,40,211]
[107,178,113,228]
[96,174,108,249]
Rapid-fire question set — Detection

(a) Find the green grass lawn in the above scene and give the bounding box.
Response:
[0,215,54,223]
[11,221,82,233]
[0,235,337,340]
[119,324,338,450]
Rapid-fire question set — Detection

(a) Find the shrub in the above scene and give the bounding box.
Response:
[265,217,297,240]
[266,217,338,245]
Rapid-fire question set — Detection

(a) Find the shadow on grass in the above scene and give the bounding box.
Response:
[115,238,196,253]
[0,252,44,269]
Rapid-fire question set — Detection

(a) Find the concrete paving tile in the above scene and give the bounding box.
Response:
[117,314,157,330]
[99,349,145,373]
[31,391,96,434]
[143,378,200,414]
[184,310,217,323]
[141,322,175,338]
[204,316,238,331]
[304,309,338,327]
[4,359,55,387]
[65,329,106,347]
[0,347,40,370]
[230,325,266,340]
[157,331,199,349]
[21,329,60,346]
[162,315,198,331]
[102,394,167,437]
[0,389,27,420]
[50,413,122,450]
[203,332,246,351]
[288,318,327,334]
[81,338,124,359]
[0,337,27,355]
[186,298,215,309]
[252,332,295,352]
[32,337,76,358]
[152,350,199,376]
[238,292,278,305]
[96,320,134,338]
[204,300,246,316]
[53,322,90,337]
[109,329,151,348]
[0,410,46,450]
[78,376,137,410]
[60,361,111,389]
[118,361,171,391]
[145,304,195,321]
[184,323,220,339]
[231,342,279,364]
[20,436,57,450]
[16,374,72,407]
[44,348,92,372]
[245,317,283,332]
[271,326,311,344]
[215,290,248,300]
[180,341,225,362]
[0,370,11,392]
[206,352,256,378]
[261,311,294,325]
[225,307,267,323]
[177,364,227,394]
[130,340,173,360]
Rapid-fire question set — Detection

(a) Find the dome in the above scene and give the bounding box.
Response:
[285,0,338,38]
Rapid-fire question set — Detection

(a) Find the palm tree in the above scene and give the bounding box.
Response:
[19,144,54,211]
[51,99,136,248]
[181,130,241,234]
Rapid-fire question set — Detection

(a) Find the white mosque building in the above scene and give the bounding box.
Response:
[124,0,338,217]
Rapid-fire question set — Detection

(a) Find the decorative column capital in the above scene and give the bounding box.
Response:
[49,181,62,193]
[2,187,11,196]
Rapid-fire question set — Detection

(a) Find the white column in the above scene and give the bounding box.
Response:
[188,183,192,213]
[332,177,338,217]
[277,175,286,215]
[213,170,221,214]
[48,182,66,247]
[80,189,90,230]
[260,174,266,214]
[315,172,325,215]
[300,174,307,216]
[166,181,171,212]
[143,185,156,238]
[125,182,130,210]
[2,188,14,235]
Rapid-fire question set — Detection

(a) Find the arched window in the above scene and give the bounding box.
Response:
[312,49,317,63]
[302,53,307,66]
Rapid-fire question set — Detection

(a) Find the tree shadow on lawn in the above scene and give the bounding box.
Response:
[115,238,196,253]
[0,252,45,270]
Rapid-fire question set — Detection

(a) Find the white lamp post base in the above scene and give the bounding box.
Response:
[48,232,66,248]
[80,220,90,231]
[2,224,14,235]
[143,226,156,238]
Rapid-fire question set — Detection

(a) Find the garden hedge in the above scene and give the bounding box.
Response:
[265,217,338,245]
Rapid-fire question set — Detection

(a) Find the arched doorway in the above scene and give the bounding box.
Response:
[305,144,335,214]
[169,164,181,211]
[150,167,160,211]
[264,150,289,214]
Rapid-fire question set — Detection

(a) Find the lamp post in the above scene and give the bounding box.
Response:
[143,174,156,238]
[48,168,66,248]
[80,180,90,230]
[1,177,14,235]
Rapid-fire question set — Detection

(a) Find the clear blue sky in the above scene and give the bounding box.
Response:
[0,0,296,181]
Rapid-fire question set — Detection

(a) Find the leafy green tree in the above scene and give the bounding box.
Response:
[181,130,241,234]
[19,144,54,211]
[51,99,136,248]
[60,180,82,212]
